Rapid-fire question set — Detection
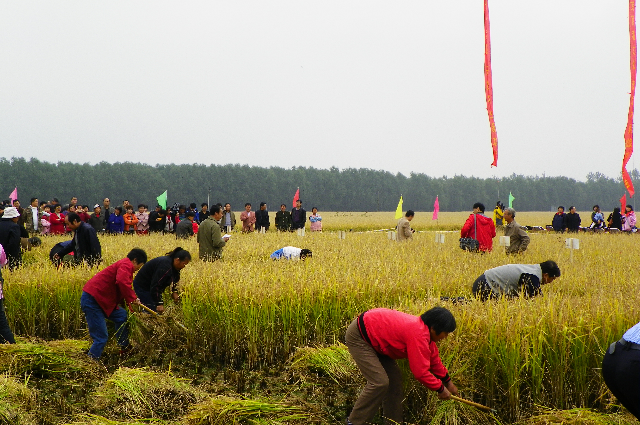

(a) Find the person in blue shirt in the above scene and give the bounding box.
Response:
[107,207,125,234]
[270,246,312,260]
[602,321,640,419]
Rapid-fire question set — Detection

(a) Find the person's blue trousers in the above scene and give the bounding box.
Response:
[80,291,129,359]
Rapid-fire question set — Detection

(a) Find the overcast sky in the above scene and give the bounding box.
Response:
[0,1,636,182]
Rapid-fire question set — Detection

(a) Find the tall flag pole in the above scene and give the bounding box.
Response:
[623,0,637,197]
[485,0,499,167]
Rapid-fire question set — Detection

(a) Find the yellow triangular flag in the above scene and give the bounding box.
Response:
[395,195,403,219]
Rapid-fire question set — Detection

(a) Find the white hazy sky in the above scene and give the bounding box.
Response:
[0,1,636,181]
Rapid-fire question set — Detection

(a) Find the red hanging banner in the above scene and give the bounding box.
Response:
[623,0,637,197]
[484,0,498,167]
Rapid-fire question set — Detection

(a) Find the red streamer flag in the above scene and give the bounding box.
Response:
[292,187,300,208]
[621,193,627,212]
[432,196,439,220]
[623,0,637,197]
[485,0,498,167]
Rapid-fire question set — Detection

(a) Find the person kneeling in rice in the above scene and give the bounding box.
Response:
[269,246,312,260]
[345,307,458,425]
[133,247,191,313]
[80,248,148,359]
[472,260,561,301]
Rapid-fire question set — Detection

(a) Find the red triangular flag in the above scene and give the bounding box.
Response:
[292,188,300,208]
[621,193,627,213]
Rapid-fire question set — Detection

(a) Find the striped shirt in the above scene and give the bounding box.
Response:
[622,321,640,344]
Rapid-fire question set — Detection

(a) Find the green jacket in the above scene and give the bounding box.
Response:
[198,217,227,261]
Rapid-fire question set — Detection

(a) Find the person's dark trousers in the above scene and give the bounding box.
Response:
[602,342,640,419]
[0,282,15,344]
[80,291,129,359]
[133,282,157,312]
[472,274,494,301]
[345,319,403,425]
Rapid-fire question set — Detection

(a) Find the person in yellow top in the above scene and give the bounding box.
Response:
[493,201,504,227]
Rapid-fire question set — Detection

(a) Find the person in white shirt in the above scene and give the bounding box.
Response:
[270,246,312,260]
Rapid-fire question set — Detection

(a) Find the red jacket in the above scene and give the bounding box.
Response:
[49,213,66,235]
[82,258,138,316]
[460,213,496,252]
[363,308,449,391]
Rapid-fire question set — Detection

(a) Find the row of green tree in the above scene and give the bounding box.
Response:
[0,157,635,212]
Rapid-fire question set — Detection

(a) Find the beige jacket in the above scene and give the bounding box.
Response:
[504,220,530,254]
[397,217,413,241]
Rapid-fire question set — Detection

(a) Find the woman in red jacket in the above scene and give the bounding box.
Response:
[345,307,458,425]
[49,205,66,235]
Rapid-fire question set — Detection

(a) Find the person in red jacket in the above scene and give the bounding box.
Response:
[345,307,458,425]
[80,248,147,359]
[49,204,66,235]
[460,202,497,252]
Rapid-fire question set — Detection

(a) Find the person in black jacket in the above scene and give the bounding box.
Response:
[607,207,623,230]
[551,206,566,232]
[255,202,270,232]
[133,247,191,313]
[0,207,22,271]
[564,206,581,232]
[148,205,166,233]
[275,204,292,231]
[291,200,306,230]
[54,213,102,267]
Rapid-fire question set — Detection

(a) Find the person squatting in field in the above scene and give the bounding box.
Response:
[472,261,561,301]
[53,213,102,267]
[602,320,640,420]
[132,247,191,313]
[80,248,148,359]
[345,307,458,425]
[269,246,312,260]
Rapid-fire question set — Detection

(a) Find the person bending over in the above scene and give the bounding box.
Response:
[80,248,147,359]
[472,260,561,301]
[345,307,458,425]
[54,213,102,267]
[602,320,640,420]
[270,246,312,260]
[133,247,191,313]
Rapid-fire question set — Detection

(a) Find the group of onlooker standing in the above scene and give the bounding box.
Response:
[551,204,637,232]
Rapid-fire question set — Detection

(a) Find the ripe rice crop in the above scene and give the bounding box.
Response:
[2,211,638,422]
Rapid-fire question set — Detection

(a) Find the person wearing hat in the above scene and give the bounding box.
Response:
[0,207,22,270]
[88,205,104,233]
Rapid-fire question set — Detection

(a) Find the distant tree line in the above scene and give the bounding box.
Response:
[0,157,636,213]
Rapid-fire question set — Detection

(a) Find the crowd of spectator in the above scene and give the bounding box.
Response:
[0,196,323,238]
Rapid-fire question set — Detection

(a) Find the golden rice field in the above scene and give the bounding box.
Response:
[2,211,639,424]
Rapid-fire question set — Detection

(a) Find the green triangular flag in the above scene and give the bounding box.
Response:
[156,190,168,210]
[508,192,515,208]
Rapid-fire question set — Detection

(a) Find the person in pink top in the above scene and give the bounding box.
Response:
[240,203,256,233]
[135,204,150,234]
[622,204,637,232]
[345,307,458,425]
